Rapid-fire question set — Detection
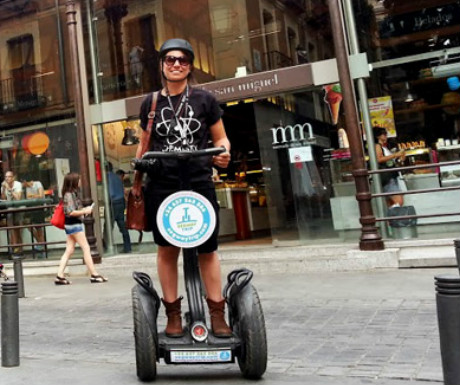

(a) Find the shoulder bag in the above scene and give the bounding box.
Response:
[50,200,65,229]
[126,91,159,232]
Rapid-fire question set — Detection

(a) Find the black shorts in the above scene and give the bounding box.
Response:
[145,188,219,254]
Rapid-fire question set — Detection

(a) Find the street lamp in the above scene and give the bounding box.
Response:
[66,0,100,263]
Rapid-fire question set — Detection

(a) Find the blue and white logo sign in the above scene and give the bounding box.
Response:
[157,191,216,248]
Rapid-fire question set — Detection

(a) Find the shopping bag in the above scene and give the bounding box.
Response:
[50,201,65,229]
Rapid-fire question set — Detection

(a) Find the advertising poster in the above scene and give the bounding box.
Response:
[368,96,396,138]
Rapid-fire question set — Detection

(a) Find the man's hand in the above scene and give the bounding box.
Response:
[213,151,231,169]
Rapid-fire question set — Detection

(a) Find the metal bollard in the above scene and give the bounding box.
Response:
[1,281,20,367]
[12,255,25,298]
[435,274,460,385]
[454,239,460,275]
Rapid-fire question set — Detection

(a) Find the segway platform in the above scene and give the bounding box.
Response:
[159,332,240,364]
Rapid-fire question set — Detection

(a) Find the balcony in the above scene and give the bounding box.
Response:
[0,65,47,114]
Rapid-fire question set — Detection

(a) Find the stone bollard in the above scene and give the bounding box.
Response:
[12,255,25,298]
[435,274,460,385]
[1,280,20,367]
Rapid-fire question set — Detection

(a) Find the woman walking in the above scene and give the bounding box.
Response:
[55,172,107,285]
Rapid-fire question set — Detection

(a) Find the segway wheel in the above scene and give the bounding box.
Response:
[132,286,157,382]
[233,284,267,379]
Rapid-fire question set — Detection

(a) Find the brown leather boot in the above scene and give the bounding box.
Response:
[161,297,184,337]
[206,298,232,337]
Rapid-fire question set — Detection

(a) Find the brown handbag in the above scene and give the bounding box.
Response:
[126,91,159,232]
[126,190,149,231]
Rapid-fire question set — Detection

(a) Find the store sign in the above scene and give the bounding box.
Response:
[196,63,314,102]
[270,122,330,149]
[0,136,14,149]
[271,123,315,146]
[379,4,460,38]
[288,146,312,163]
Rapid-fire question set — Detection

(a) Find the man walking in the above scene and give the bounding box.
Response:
[104,162,131,253]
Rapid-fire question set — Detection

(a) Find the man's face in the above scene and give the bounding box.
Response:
[5,173,14,186]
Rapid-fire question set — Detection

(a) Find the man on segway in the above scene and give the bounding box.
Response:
[132,38,232,338]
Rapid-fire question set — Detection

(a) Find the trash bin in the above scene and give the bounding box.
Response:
[387,205,417,239]
[435,274,460,385]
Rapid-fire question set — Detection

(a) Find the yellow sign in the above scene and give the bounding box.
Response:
[368,96,396,138]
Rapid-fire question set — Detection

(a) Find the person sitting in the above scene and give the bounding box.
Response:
[1,170,23,254]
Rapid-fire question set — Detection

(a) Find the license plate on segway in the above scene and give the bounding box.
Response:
[170,349,233,363]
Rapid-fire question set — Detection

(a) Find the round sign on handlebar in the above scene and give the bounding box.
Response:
[156,191,216,248]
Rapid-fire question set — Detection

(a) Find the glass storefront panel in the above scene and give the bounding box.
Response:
[210,87,350,246]
[354,0,460,239]
[0,1,77,128]
[89,0,335,103]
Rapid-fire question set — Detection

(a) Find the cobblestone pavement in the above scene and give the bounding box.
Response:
[0,267,450,384]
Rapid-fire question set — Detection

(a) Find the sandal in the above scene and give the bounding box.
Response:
[90,274,108,283]
[55,276,71,285]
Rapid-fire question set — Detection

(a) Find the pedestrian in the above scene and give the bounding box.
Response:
[132,38,232,338]
[1,170,23,254]
[55,172,107,285]
[21,174,46,258]
[374,127,406,207]
[104,162,131,253]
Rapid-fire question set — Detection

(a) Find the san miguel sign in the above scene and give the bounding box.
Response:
[196,63,314,103]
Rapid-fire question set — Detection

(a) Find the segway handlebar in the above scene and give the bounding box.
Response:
[131,146,226,172]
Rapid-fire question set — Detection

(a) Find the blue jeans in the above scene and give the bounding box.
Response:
[105,199,131,252]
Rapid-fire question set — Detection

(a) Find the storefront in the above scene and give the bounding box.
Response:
[2,0,460,257]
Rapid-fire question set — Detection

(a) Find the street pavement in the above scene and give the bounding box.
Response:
[0,266,453,384]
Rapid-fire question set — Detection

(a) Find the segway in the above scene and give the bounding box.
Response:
[131,147,267,381]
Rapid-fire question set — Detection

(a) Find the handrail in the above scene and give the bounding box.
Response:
[0,201,59,258]
[370,158,460,226]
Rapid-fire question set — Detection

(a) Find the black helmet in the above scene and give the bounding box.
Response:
[159,38,194,62]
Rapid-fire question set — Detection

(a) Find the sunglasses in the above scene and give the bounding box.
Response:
[164,55,191,67]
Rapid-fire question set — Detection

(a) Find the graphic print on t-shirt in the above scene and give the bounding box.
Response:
[156,103,201,151]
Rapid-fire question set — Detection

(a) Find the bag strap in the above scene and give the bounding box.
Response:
[135,91,159,160]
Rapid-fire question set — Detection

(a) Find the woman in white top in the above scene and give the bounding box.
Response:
[374,127,406,207]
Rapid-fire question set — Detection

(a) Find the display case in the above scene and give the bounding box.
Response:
[329,150,356,197]
[437,145,460,187]
[401,148,439,190]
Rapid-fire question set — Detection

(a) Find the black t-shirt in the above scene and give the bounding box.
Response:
[139,88,222,193]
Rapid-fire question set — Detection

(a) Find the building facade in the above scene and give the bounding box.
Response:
[1,0,460,255]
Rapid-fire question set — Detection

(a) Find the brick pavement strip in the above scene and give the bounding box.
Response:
[0,268,448,384]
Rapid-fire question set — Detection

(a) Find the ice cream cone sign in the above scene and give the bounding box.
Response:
[324,83,343,125]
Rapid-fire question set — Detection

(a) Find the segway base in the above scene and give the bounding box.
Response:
[159,332,240,364]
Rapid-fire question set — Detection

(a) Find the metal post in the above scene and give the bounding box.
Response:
[12,255,25,298]
[341,0,388,238]
[327,0,384,250]
[86,0,114,254]
[66,0,101,263]
[1,281,20,367]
